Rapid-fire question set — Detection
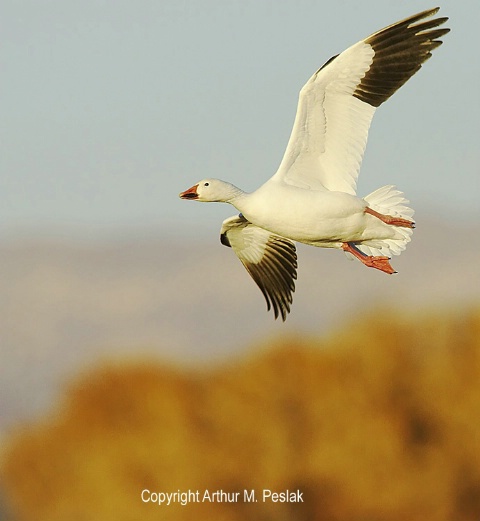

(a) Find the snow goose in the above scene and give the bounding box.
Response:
[180,7,450,321]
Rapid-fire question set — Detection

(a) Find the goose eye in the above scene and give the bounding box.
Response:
[204,182,209,187]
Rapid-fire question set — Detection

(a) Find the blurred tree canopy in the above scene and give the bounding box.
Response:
[2,307,480,521]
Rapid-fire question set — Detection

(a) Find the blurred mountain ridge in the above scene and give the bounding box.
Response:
[0,216,479,431]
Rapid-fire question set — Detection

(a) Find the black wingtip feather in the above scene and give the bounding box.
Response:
[353,8,450,107]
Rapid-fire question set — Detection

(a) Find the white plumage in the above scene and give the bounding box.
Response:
[180,8,450,320]
[273,41,376,194]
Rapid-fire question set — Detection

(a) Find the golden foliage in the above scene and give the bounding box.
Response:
[2,307,480,521]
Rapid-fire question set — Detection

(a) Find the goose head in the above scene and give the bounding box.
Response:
[179,179,242,203]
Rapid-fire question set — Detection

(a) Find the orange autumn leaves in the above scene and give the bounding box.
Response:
[2,307,480,521]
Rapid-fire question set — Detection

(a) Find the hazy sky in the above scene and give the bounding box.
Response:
[2,0,479,238]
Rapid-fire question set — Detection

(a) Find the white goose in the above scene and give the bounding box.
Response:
[180,8,449,321]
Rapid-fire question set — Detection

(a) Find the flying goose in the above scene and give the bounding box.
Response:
[180,7,449,321]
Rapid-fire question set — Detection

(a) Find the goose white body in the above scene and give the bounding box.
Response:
[180,8,449,320]
[234,182,384,247]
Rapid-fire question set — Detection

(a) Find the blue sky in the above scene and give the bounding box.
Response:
[2,0,478,238]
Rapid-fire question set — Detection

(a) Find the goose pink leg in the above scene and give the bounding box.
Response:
[365,207,415,228]
[342,242,396,275]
